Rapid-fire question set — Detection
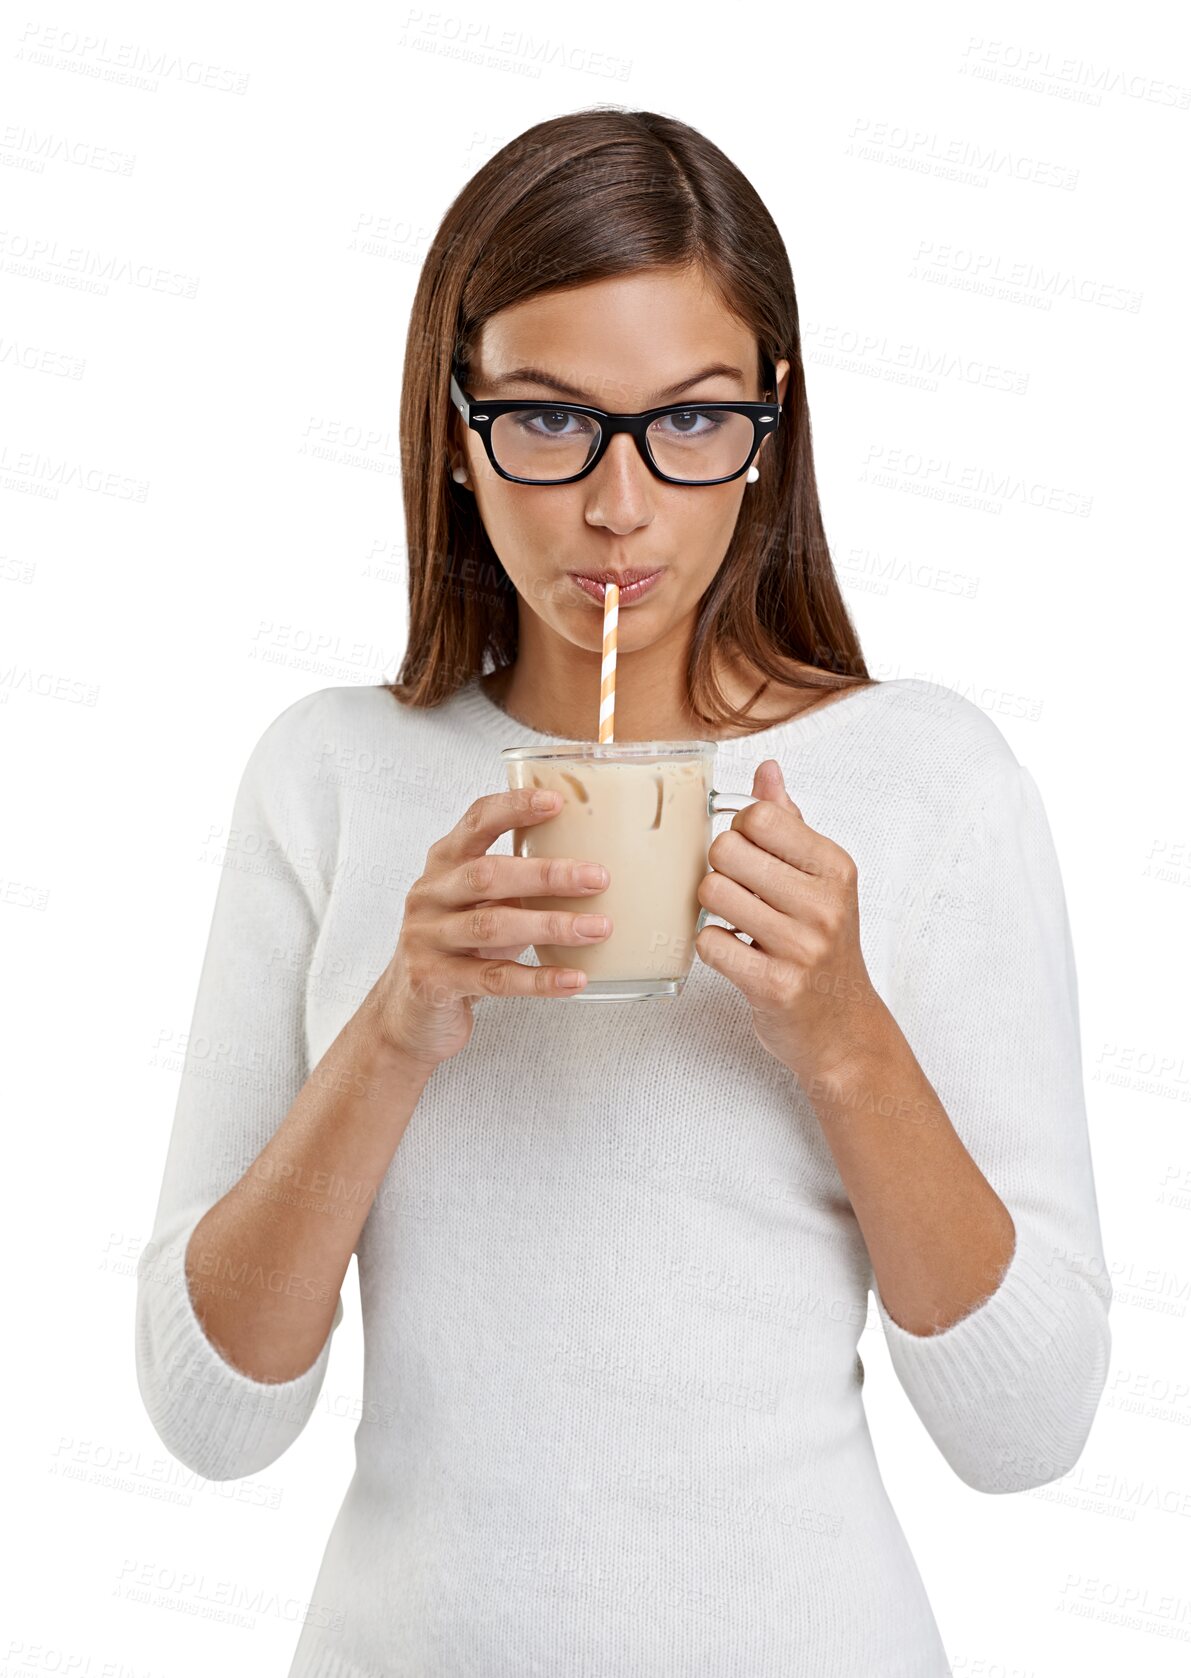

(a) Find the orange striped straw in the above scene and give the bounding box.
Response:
[598,581,619,742]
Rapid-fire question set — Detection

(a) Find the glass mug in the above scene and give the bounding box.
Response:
[502,740,760,1001]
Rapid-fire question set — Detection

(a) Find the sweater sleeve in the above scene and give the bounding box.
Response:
[873,753,1112,1494]
[134,688,345,1482]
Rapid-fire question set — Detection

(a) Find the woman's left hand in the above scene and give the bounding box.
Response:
[695,759,883,1086]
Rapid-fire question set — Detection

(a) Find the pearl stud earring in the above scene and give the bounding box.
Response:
[451,464,468,483]
[746,465,760,483]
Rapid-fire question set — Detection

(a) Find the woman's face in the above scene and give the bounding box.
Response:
[452,265,790,667]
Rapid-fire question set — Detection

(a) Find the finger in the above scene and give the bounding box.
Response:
[434,851,609,909]
[752,758,803,818]
[698,868,799,958]
[695,922,776,992]
[439,901,613,954]
[433,786,567,864]
[730,795,849,880]
[442,951,591,998]
[708,827,822,917]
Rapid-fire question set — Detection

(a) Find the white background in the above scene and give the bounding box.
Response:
[4,1,1189,1673]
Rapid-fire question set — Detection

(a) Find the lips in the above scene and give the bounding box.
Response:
[567,568,665,606]
[569,568,659,587]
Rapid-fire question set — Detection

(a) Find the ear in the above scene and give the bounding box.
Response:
[446,402,465,461]
[446,407,474,489]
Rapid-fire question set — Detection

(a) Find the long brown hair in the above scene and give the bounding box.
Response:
[387,106,871,735]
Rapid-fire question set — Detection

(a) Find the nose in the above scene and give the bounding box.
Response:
[583,433,654,534]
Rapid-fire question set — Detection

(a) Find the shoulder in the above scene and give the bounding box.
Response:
[262,682,395,736]
[244,683,473,813]
[873,686,1069,969]
[237,686,334,792]
[247,683,400,767]
[279,681,469,739]
[224,689,338,836]
[847,677,1047,877]
[868,676,1024,795]
[237,685,400,815]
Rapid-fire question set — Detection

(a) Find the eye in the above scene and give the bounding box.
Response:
[655,409,727,439]
[516,409,595,439]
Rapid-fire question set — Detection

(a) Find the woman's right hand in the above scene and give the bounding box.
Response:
[365,786,613,1071]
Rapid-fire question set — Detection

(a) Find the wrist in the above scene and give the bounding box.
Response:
[796,996,900,1105]
[352,989,442,1082]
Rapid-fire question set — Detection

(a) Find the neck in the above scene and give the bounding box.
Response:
[482,635,787,743]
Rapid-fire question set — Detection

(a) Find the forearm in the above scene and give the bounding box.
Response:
[800,997,1016,1337]
[185,985,435,1382]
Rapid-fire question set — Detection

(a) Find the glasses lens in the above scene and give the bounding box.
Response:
[490,409,601,481]
[488,406,758,482]
[646,409,756,481]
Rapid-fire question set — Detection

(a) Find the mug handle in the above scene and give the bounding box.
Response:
[696,789,761,933]
[708,789,758,818]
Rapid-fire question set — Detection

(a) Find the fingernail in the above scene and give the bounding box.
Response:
[532,790,560,810]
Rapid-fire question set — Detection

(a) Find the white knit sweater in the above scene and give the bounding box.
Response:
[135,673,1112,1677]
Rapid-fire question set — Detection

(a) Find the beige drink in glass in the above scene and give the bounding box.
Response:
[502,740,758,1001]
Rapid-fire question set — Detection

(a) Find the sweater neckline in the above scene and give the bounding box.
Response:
[452,672,889,749]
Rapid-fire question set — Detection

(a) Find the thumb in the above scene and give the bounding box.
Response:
[753,758,800,814]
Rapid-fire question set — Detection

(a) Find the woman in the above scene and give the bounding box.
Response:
[136,109,1112,1676]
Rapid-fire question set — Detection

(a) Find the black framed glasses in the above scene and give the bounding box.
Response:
[448,355,782,486]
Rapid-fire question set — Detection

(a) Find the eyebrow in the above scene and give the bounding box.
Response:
[485,362,748,404]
